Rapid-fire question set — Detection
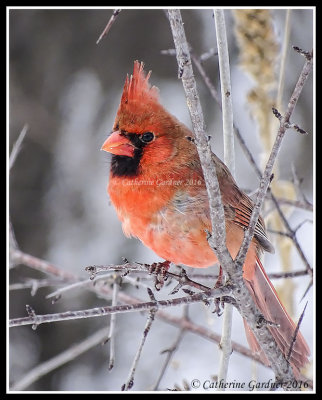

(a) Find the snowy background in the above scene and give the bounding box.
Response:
[9,8,314,392]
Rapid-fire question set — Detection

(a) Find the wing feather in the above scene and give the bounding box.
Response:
[212,153,274,254]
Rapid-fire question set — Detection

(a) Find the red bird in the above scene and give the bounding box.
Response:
[101,61,309,376]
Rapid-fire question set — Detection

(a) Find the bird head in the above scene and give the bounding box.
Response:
[101,61,192,177]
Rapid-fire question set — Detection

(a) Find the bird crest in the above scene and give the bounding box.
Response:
[120,61,159,106]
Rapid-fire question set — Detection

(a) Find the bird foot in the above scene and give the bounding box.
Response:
[212,266,224,316]
[148,261,171,291]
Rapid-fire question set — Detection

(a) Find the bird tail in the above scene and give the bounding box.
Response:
[243,256,310,377]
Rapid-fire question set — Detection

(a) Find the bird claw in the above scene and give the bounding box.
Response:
[211,266,225,315]
[212,297,224,316]
[148,261,171,291]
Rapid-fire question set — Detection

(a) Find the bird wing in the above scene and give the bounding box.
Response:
[212,153,274,254]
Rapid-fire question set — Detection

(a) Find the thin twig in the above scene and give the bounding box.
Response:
[190,50,221,104]
[292,46,313,60]
[268,196,313,212]
[122,288,157,391]
[291,164,312,206]
[45,278,98,303]
[300,279,313,302]
[152,305,188,390]
[162,46,221,104]
[186,269,310,281]
[199,47,218,61]
[87,263,212,293]
[10,249,76,281]
[9,221,19,268]
[286,301,308,363]
[96,9,121,44]
[9,285,232,328]
[9,124,28,170]
[9,279,65,296]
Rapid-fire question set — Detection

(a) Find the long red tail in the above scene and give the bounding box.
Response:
[243,256,310,376]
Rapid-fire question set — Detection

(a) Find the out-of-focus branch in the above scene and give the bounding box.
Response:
[10,327,109,391]
[122,288,157,391]
[9,124,29,171]
[10,248,76,281]
[267,196,313,213]
[96,9,121,44]
[152,305,188,390]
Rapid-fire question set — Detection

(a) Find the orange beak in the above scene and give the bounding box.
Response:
[101,130,135,158]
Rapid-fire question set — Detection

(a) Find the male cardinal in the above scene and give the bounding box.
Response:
[101,61,309,376]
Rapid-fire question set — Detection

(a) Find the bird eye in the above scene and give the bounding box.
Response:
[140,132,154,143]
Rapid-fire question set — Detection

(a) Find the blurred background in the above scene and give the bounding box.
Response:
[9,8,314,392]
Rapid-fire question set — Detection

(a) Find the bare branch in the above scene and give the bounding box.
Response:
[152,306,188,390]
[214,8,235,386]
[122,288,157,391]
[96,9,121,44]
[9,124,28,170]
[87,263,213,293]
[292,46,313,60]
[186,269,310,281]
[10,248,76,281]
[9,285,232,328]
[272,107,309,135]
[9,279,65,296]
[268,196,313,212]
[286,302,308,363]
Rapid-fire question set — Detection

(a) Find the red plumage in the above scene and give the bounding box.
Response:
[101,61,310,376]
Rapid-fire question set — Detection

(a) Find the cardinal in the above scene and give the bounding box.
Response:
[101,61,309,376]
